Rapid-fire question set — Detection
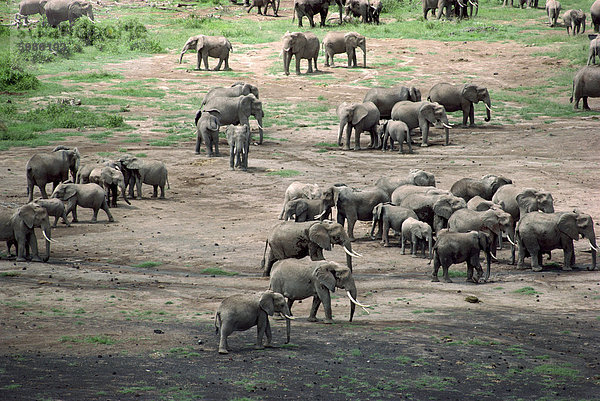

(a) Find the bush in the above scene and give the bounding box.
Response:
[0,52,40,92]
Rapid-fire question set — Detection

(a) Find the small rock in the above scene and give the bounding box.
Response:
[465,296,479,303]
[154,329,164,334]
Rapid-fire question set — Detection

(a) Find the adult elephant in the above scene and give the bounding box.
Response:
[292,0,331,27]
[570,66,600,109]
[116,154,142,198]
[427,83,492,126]
[133,160,169,199]
[261,220,360,276]
[178,35,232,71]
[432,230,493,283]
[391,185,448,205]
[323,31,366,68]
[44,0,93,26]
[400,193,466,233]
[345,0,369,22]
[89,166,131,207]
[363,86,421,119]
[391,101,451,147]
[467,195,497,211]
[26,146,80,202]
[201,83,260,107]
[375,169,436,198]
[16,0,47,24]
[370,203,418,245]
[436,0,456,19]
[199,94,264,144]
[0,204,51,262]
[517,211,598,271]
[492,185,554,224]
[450,174,513,202]
[562,9,586,35]
[282,31,320,76]
[546,0,561,27]
[270,259,368,323]
[279,182,322,220]
[593,0,600,32]
[422,0,439,19]
[337,101,380,151]
[52,182,113,223]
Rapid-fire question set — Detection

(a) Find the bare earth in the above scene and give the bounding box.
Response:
[1,4,600,400]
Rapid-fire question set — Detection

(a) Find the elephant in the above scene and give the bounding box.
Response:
[76,163,101,184]
[196,113,221,156]
[270,259,368,323]
[517,211,598,271]
[363,86,421,119]
[281,31,320,76]
[570,65,600,109]
[431,230,493,283]
[528,0,539,8]
[323,31,366,68]
[345,0,369,23]
[401,217,433,258]
[492,185,555,224]
[16,0,47,25]
[279,182,322,220]
[247,0,279,15]
[391,185,449,205]
[89,166,131,208]
[370,202,418,246]
[0,204,51,262]
[226,124,250,171]
[466,195,497,212]
[261,220,360,276]
[545,0,561,27]
[31,198,69,227]
[200,94,264,144]
[375,170,436,198]
[563,9,586,35]
[115,154,142,198]
[391,101,451,147]
[323,185,390,240]
[201,83,260,107]
[380,120,412,154]
[337,101,381,151]
[26,146,80,202]
[178,35,232,71]
[132,160,169,199]
[51,182,113,223]
[503,0,526,7]
[214,290,292,354]
[292,0,331,27]
[283,198,323,222]
[400,193,466,234]
[436,0,457,19]
[44,0,93,27]
[593,0,600,32]
[588,35,600,65]
[422,0,439,19]
[450,175,513,202]
[369,0,382,24]
[427,83,492,127]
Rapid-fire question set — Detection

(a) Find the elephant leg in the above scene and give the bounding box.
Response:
[287,298,294,315]
[307,296,322,322]
[431,255,441,281]
[346,214,358,241]
[420,123,429,147]
[152,185,158,198]
[583,96,590,110]
[411,233,417,256]
[530,247,542,271]
[218,322,231,354]
[308,15,315,28]
[562,242,574,270]
[441,264,453,283]
[160,185,165,199]
[295,54,301,75]
[52,216,59,228]
[401,233,407,254]
[214,58,224,71]
[214,135,221,156]
[229,145,235,170]
[262,250,276,277]
[264,319,273,347]
[307,58,314,74]
[354,128,362,151]
[196,51,202,70]
[380,220,389,244]
[255,312,268,349]
[101,201,114,222]
[39,185,48,199]
[68,202,78,223]
[313,56,318,72]
[469,105,475,126]
[28,232,42,262]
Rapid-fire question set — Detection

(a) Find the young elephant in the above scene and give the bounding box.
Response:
[381,120,412,154]
[270,259,369,323]
[467,195,497,211]
[570,65,600,109]
[281,31,320,75]
[563,9,586,35]
[283,198,323,222]
[89,166,131,208]
[401,217,433,258]
[226,124,250,171]
[178,34,232,71]
[201,82,260,107]
[246,0,279,15]
[214,290,292,354]
[370,202,418,246]
[134,160,170,199]
[587,34,600,65]
[391,101,451,147]
[427,83,492,126]
[545,0,561,27]
[323,31,366,68]
[0,204,51,262]
[369,0,383,24]
[279,182,322,220]
[32,198,69,227]
[337,101,381,151]
[195,112,221,156]
[51,182,114,223]
[431,230,493,283]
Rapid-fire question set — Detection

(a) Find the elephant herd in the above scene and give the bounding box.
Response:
[15,0,94,27]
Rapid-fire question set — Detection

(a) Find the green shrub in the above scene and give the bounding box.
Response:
[0,52,39,92]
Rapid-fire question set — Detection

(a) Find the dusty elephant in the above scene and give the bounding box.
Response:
[375,169,436,198]
[89,166,131,207]
[179,35,232,71]
[281,31,320,76]
[380,120,412,154]
[546,0,561,27]
[44,0,94,27]
[400,192,466,234]
[369,0,382,24]
[26,146,80,202]
[450,174,513,202]
[401,217,433,258]
[283,198,324,222]
[562,9,586,35]
[246,0,279,15]
[323,31,366,68]
[391,101,451,147]
[279,181,322,220]
[201,82,260,107]
[391,185,449,205]
[31,198,69,227]
[200,94,264,144]
[570,65,600,109]
[133,160,169,199]
[195,112,221,156]
[492,185,555,224]
[467,195,497,212]
[337,101,381,151]
[427,83,492,127]
[52,182,113,223]
[16,0,48,24]
[226,124,250,171]
[370,202,418,246]
[431,230,493,283]
[0,204,52,262]
[363,86,421,119]
[588,34,600,65]
[345,0,370,23]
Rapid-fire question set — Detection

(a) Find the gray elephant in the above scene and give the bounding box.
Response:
[517,211,598,271]
[179,35,232,71]
[370,202,418,246]
[345,0,370,22]
[16,0,47,25]
[26,146,80,202]
[422,0,439,19]
[292,0,331,27]
[563,9,586,35]
[570,65,600,109]
[226,124,250,171]
[450,174,513,202]
[436,0,456,19]
[32,198,69,227]
[401,217,433,258]
[503,0,527,7]
[115,155,142,198]
[44,0,93,27]
[546,0,561,27]
[323,31,366,68]
[201,83,260,107]
[200,94,264,144]
[375,170,436,198]
[282,31,320,76]
[432,230,493,283]
[51,182,113,223]
[76,163,101,184]
[337,101,380,151]
[195,113,221,156]
[283,198,323,222]
[246,0,279,15]
[428,83,492,127]
[363,86,421,119]
[214,290,292,354]
[279,182,322,220]
[588,35,600,65]
[593,0,600,32]
[380,120,412,154]
[492,185,554,224]
[0,204,51,262]
[391,101,451,147]
[400,193,466,234]
[391,185,449,205]
[466,195,497,211]
[261,220,360,276]
[369,0,382,24]
[89,166,131,207]
[132,160,169,199]
[270,259,368,323]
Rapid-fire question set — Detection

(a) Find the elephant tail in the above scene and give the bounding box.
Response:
[195,109,202,126]
[292,2,296,22]
[260,239,269,270]
[569,79,575,103]
[166,172,170,190]
[214,311,221,335]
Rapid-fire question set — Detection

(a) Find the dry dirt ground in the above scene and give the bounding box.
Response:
[1,3,600,400]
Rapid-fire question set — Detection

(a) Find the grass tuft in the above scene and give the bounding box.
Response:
[133,261,162,268]
[200,267,238,276]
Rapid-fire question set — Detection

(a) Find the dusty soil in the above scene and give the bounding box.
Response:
[1,2,600,400]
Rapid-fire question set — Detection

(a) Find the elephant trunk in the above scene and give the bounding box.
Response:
[121,184,131,205]
[283,51,291,75]
[361,42,366,67]
[484,98,491,122]
[343,240,354,271]
[283,303,292,343]
[338,118,347,146]
[588,237,598,270]
[484,249,491,281]
[427,234,433,259]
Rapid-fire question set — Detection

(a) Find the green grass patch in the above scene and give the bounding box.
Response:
[447,269,468,278]
[266,169,302,177]
[119,386,156,394]
[0,271,20,277]
[133,261,162,268]
[3,384,22,390]
[532,364,580,379]
[513,286,542,295]
[199,267,238,276]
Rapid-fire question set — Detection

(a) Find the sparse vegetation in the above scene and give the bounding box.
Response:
[133,261,162,268]
[199,267,238,276]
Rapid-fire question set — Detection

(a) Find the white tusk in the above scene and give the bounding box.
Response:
[485,104,492,111]
[257,121,264,129]
[283,314,296,320]
[490,253,498,261]
[590,244,600,252]
[469,0,476,5]
[347,291,371,314]
[352,251,363,257]
[442,123,452,129]
[42,230,57,243]
[343,246,354,257]
[314,210,326,219]
[507,236,516,246]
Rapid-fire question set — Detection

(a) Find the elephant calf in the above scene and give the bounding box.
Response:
[32,198,69,227]
[283,198,323,222]
[587,35,600,65]
[401,217,433,258]
[226,124,250,171]
[323,31,367,68]
[370,202,417,246]
[381,120,412,154]
[431,230,493,283]
[51,182,114,223]
[89,166,131,207]
[279,181,322,220]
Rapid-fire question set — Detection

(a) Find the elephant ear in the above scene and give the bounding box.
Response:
[291,32,307,54]
[195,35,205,51]
[461,84,479,103]
[209,115,220,131]
[557,213,579,241]
[344,32,359,48]
[61,185,78,201]
[516,189,538,214]
[259,291,276,316]
[308,223,332,251]
[351,105,369,125]
[420,103,437,124]
[433,197,454,219]
[19,205,37,229]
[239,96,252,118]
[482,211,501,234]
[295,200,308,218]
[477,231,491,251]
[313,264,336,292]
[409,87,421,102]
[241,83,251,96]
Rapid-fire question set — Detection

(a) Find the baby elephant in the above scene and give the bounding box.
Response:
[283,198,323,222]
[195,111,221,156]
[214,290,292,354]
[51,182,114,223]
[431,230,492,283]
[381,120,412,154]
[588,34,600,65]
[226,124,250,171]
[401,217,433,258]
[32,198,70,227]
[370,202,418,246]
